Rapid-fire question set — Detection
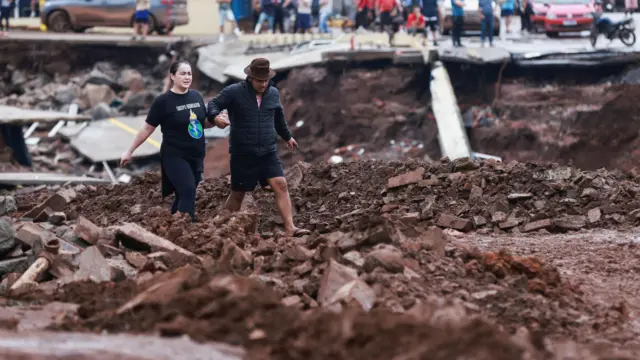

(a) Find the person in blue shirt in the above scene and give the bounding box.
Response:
[451,0,464,47]
[501,0,515,33]
[478,0,493,46]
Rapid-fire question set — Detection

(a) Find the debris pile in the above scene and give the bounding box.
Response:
[0,159,637,358]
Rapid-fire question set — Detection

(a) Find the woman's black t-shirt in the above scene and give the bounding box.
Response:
[145,89,206,161]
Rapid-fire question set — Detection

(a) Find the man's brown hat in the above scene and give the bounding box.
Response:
[244,58,276,80]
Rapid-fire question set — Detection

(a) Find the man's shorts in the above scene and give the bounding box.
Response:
[297,13,311,30]
[501,8,514,16]
[380,11,393,26]
[230,151,285,192]
[134,9,149,23]
[426,16,438,31]
[219,3,236,24]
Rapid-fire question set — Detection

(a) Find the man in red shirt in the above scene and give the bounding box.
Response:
[406,5,425,32]
[377,0,396,30]
[356,0,374,29]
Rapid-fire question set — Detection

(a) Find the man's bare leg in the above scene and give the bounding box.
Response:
[267,177,310,236]
[132,23,139,39]
[225,191,245,212]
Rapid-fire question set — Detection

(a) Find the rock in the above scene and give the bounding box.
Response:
[283,245,313,262]
[0,196,17,216]
[522,219,552,232]
[498,219,519,230]
[0,217,15,256]
[125,251,149,269]
[418,177,442,187]
[44,61,71,75]
[436,214,472,232]
[472,216,487,227]
[217,240,252,273]
[90,102,116,120]
[400,212,420,224]
[453,157,480,171]
[491,211,507,223]
[72,246,116,283]
[363,244,404,273]
[121,91,155,115]
[469,186,483,201]
[0,256,33,278]
[86,68,118,89]
[281,295,303,307]
[53,84,79,105]
[343,251,365,267]
[107,257,138,280]
[48,212,67,226]
[11,70,27,86]
[118,69,144,89]
[587,207,602,223]
[534,167,573,181]
[284,162,311,190]
[115,223,197,259]
[326,279,376,312]
[14,223,46,249]
[79,84,116,109]
[317,259,358,304]
[387,167,425,189]
[74,216,103,245]
[380,204,400,213]
[507,193,533,201]
[554,215,587,231]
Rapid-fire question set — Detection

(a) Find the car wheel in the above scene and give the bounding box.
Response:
[546,31,558,38]
[47,10,73,33]
[73,27,89,33]
[156,25,174,35]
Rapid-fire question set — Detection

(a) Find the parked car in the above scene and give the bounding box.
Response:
[40,0,189,34]
[542,0,594,37]
[440,0,501,36]
[531,0,550,32]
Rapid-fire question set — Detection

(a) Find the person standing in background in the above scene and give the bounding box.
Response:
[355,0,373,29]
[520,0,532,32]
[501,0,515,33]
[255,0,277,33]
[421,0,438,45]
[625,0,637,16]
[218,0,242,42]
[451,0,464,47]
[132,0,151,40]
[318,0,333,32]
[0,0,14,37]
[478,0,493,46]
[253,0,262,29]
[377,0,396,32]
[297,0,312,32]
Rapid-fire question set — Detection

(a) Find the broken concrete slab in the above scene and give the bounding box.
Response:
[436,214,473,232]
[326,279,376,312]
[72,246,115,283]
[0,104,91,126]
[0,330,245,360]
[22,189,76,220]
[115,223,198,260]
[387,167,426,189]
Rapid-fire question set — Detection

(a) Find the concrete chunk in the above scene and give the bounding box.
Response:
[554,215,587,231]
[72,246,115,283]
[115,223,197,259]
[74,216,102,245]
[22,189,76,220]
[588,207,602,223]
[522,219,552,232]
[436,214,472,232]
[326,279,376,312]
[317,259,358,304]
[14,223,46,248]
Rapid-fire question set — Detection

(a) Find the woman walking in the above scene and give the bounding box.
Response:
[120,60,209,222]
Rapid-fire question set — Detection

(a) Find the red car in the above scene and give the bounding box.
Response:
[542,0,595,37]
[531,0,550,32]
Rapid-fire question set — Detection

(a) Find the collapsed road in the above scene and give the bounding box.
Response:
[1,32,640,358]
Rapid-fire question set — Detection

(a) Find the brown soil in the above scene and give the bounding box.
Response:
[473,83,640,171]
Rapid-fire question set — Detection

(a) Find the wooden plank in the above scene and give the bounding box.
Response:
[0,105,91,126]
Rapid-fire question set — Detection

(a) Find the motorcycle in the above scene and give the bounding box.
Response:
[590,16,636,47]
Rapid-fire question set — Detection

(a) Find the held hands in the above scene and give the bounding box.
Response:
[214,113,230,129]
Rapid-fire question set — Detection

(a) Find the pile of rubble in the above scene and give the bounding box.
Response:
[0,159,637,358]
[0,60,167,120]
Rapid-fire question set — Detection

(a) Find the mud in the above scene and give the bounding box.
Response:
[473,83,640,172]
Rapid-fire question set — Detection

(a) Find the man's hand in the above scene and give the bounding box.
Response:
[287,138,298,151]
[214,113,230,129]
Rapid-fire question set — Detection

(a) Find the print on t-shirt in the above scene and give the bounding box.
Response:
[187,109,203,139]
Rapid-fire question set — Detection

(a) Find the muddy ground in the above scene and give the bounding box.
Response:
[2,158,639,359]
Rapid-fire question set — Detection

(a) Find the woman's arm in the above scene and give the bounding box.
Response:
[120,123,156,167]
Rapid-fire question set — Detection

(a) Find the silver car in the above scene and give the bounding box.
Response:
[40,0,189,34]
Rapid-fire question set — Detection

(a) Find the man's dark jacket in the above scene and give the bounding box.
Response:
[207,80,292,156]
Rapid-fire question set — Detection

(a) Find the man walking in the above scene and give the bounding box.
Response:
[478,0,493,46]
[207,58,311,237]
[217,0,242,42]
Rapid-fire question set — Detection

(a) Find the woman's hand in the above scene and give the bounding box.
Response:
[120,149,133,167]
